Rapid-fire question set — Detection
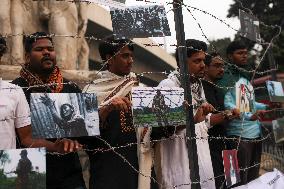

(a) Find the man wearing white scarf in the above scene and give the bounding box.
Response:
[155,39,216,189]
[83,36,154,189]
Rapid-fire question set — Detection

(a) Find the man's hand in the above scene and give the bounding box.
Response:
[40,94,54,107]
[269,102,282,109]
[226,108,240,120]
[99,97,132,123]
[250,110,269,121]
[108,97,131,113]
[53,139,82,154]
[201,103,215,115]
[194,103,215,123]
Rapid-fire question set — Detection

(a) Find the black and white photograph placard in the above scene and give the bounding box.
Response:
[132,87,186,127]
[30,93,99,139]
[266,81,284,102]
[272,118,284,143]
[239,9,261,43]
[86,0,126,9]
[111,5,171,39]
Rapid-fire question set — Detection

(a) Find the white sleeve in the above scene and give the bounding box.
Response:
[158,78,177,87]
[15,88,31,128]
[205,113,212,129]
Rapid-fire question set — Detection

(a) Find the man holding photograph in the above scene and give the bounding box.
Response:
[12,32,86,189]
[218,40,268,185]
[156,39,216,189]
[1,36,81,154]
[202,52,240,188]
[83,36,142,189]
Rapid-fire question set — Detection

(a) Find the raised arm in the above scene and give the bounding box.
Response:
[40,94,63,126]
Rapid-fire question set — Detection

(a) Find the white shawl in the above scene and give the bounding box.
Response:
[83,71,153,189]
[155,71,215,189]
[83,71,137,106]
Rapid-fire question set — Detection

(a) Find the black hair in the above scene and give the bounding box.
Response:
[24,32,53,53]
[204,52,220,66]
[226,40,247,55]
[60,103,74,120]
[0,36,7,56]
[175,39,207,67]
[98,35,134,63]
[20,149,28,156]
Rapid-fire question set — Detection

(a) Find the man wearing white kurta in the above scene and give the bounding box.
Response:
[155,39,216,189]
[0,79,31,150]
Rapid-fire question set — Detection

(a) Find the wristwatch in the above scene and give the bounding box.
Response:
[223,110,233,120]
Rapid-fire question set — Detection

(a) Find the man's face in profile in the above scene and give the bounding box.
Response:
[108,46,134,76]
[187,51,206,78]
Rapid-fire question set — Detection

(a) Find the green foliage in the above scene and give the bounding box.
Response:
[208,37,231,57]
[0,151,11,166]
[227,0,284,72]
[133,106,186,127]
[0,172,46,189]
[0,176,16,189]
[29,172,46,189]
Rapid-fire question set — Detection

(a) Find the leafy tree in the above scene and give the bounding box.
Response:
[227,0,284,72]
[0,151,11,167]
[208,38,231,58]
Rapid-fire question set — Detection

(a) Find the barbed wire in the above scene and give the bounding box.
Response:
[183,4,217,53]
[235,0,282,30]
[44,133,275,189]
[173,159,275,188]
[250,25,282,81]
[1,1,282,187]
[41,132,274,189]
[0,70,278,95]
[4,91,279,188]
[178,2,281,81]
[0,31,280,76]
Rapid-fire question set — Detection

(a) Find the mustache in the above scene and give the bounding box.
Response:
[41,56,53,62]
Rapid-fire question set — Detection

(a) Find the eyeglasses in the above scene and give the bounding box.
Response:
[210,64,225,69]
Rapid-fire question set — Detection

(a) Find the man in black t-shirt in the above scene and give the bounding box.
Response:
[202,53,240,189]
[12,32,86,189]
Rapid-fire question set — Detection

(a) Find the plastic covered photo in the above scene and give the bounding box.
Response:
[31,93,99,139]
[272,118,284,143]
[132,87,186,127]
[223,149,241,187]
[111,5,171,39]
[266,81,284,102]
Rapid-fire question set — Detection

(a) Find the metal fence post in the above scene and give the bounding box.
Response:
[173,1,201,188]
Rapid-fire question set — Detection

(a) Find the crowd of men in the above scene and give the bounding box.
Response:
[0,32,272,189]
